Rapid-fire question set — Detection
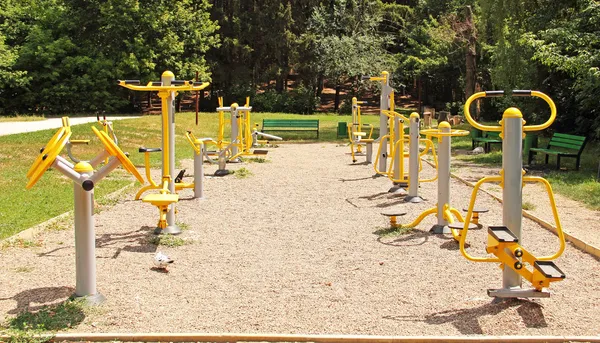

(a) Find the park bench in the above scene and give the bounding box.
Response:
[471,129,502,153]
[527,133,588,170]
[262,119,320,139]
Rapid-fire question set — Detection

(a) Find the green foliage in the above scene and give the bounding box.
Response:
[253,85,319,114]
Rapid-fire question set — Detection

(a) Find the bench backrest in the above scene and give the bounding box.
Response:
[262,119,319,128]
[547,133,587,154]
[484,131,501,139]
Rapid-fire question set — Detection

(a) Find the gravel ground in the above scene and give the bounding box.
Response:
[1,143,599,336]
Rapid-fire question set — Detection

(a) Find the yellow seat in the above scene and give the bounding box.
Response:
[353,132,367,137]
[143,193,179,207]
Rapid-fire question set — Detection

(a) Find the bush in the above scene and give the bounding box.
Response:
[253,85,319,114]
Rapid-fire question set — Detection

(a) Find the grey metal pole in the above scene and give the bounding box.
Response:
[193,142,204,199]
[502,110,524,290]
[366,143,373,164]
[72,162,105,304]
[431,122,451,234]
[389,114,405,194]
[406,113,423,203]
[163,72,181,235]
[378,72,391,173]
[230,105,239,158]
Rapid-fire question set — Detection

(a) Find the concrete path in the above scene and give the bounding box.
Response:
[0,116,140,136]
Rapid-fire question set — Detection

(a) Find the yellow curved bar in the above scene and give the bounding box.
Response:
[388,138,407,183]
[118,81,210,92]
[403,207,437,229]
[185,131,201,155]
[381,110,409,122]
[523,176,566,260]
[459,176,502,263]
[523,91,557,132]
[464,92,501,132]
[420,129,470,137]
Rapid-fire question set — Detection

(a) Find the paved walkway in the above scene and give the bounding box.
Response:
[0,116,140,136]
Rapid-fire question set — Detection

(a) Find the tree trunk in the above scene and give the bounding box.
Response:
[334,84,341,112]
[464,5,478,117]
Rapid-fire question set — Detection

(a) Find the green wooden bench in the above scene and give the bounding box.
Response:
[262,119,320,139]
[472,129,502,153]
[528,133,588,170]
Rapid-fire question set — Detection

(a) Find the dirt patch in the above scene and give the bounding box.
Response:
[0,143,599,336]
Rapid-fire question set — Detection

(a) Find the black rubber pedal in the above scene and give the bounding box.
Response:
[488,226,519,243]
[534,261,566,279]
[174,169,186,183]
[139,147,162,153]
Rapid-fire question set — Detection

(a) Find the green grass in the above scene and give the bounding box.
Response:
[147,234,191,247]
[0,115,46,123]
[1,238,43,249]
[233,167,253,179]
[373,226,414,237]
[2,299,86,332]
[522,201,537,210]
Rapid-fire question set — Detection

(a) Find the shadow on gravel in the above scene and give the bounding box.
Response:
[0,286,74,315]
[376,230,429,246]
[384,298,547,334]
[96,227,157,259]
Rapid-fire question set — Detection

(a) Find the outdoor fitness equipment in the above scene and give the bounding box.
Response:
[376,105,438,198]
[460,90,566,298]
[25,117,144,304]
[348,97,374,164]
[362,71,393,174]
[119,71,210,235]
[400,122,472,236]
[215,97,282,163]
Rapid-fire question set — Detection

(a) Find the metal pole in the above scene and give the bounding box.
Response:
[431,121,451,234]
[406,112,423,203]
[162,71,181,235]
[193,142,204,199]
[502,109,524,291]
[378,71,390,174]
[72,162,105,304]
[230,104,240,159]
[389,114,405,194]
[366,143,372,164]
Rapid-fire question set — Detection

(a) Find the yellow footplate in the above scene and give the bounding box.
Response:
[142,193,179,207]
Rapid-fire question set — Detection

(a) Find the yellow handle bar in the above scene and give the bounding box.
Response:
[70,139,90,145]
[118,80,210,92]
[420,129,470,137]
[464,90,557,132]
[381,110,409,122]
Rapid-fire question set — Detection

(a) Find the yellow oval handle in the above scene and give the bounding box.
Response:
[464,90,557,132]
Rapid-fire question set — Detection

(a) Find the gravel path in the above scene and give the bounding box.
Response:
[1,143,599,336]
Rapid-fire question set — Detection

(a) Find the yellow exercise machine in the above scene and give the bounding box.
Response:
[460,90,566,298]
[376,99,438,198]
[362,71,393,174]
[26,117,143,304]
[399,122,472,235]
[119,71,210,234]
[348,97,374,164]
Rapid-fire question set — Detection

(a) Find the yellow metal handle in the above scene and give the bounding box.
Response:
[420,129,470,137]
[70,139,90,145]
[464,90,557,132]
[185,131,202,155]
[26,127,72,189]
[118,80,210,92]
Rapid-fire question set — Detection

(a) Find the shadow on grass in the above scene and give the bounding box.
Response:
[0,286,74,316]
[384,298,547,334]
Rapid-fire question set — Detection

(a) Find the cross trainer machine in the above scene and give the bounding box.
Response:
[119,71,210,235]
[400,122,472,236]
[460,90,566,298]
[348,97,374,164]
[26,118,144,304]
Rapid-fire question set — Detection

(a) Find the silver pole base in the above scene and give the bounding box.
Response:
[430,224,450,234]
[154,225,182,235]
[72,293,106,306]
[404,195,424,203]
[488,287,550,298]
[388,187,407,195]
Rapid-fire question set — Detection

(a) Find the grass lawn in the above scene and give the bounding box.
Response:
[0,115,46,122]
